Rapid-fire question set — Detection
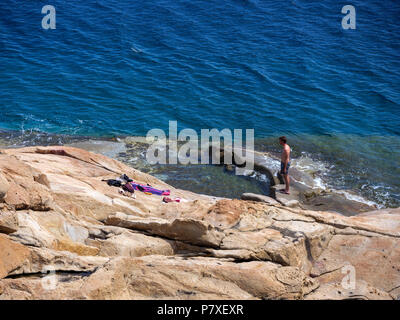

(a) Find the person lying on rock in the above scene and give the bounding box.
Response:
[279,136,291,194]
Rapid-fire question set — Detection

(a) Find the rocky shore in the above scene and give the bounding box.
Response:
[67,137,380,215]
[0,146,399,300]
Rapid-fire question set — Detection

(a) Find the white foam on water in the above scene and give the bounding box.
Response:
[248,171,269,183]
[260,154,281,171]
[292,153,328,175]
[311,177,327,190]
[277,152,381,208]
[335,190,381,209]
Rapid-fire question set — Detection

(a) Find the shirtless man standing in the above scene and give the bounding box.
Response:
[279,136,291,194]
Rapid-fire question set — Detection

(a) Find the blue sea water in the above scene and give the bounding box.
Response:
[0,0,399,207]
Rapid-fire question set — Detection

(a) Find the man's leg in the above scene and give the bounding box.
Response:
[283,173,290,194]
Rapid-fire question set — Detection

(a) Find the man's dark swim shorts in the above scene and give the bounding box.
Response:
[280,161,290,175]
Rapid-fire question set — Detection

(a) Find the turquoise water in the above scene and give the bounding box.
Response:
[0,0,399,207]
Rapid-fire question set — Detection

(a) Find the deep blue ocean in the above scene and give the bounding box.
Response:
[0,0,399,207]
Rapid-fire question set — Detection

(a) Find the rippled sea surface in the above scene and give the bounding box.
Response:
[0,0,399,207]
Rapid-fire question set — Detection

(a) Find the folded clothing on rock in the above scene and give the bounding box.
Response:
[123,181,170,196]
[162,197,181,203]
[102,179,123,187]
[104,174,170,196]
[119,188,136,199]
[120,174,133,183]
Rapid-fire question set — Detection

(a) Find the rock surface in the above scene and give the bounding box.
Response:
[0,172,9,201]
[241,193,280,205]
[0,146,399,300]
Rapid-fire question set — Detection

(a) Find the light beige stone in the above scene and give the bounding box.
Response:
[0,145,398,300]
